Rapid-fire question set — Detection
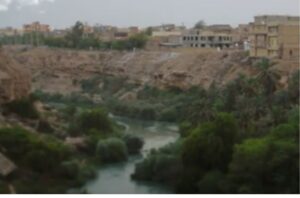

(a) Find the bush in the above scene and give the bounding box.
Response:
[122,134,144,154]
[132,141,182,185]
[182,113,237,171]
[197,170,228,194]
[69,108,113,136]
[228,125,299,193]
[58,160,81,179]
[0,127,71,173]
[37,119,54,133]
[4,97,39,119]
[96,138,128,163]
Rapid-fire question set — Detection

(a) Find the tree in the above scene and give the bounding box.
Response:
[69,108,113,136]
[287,70,299,104]
[66,21,84,48]
[145,27,153,36]
[255,58,280,97]
[96,138,128,163]
[229,135,299,193]
[182,113,238,171]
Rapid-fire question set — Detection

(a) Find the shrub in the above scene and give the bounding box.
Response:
[37,119,54,133]
[197,170,228,194]
[58,160,80,179]
[122,134,144,154]
[4,97,39,119]
[69,108,113,136]
[182,113,237,171]
[179,121,193,138]
[0,127,71,173]
[132,141,182,185]
[96,138,128,163]
[228,126,299,193]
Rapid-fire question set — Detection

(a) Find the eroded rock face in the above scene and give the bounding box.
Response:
[4,46,298,95]
[0,49,31,104]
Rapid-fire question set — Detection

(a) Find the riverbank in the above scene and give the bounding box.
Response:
[76,115,179,194]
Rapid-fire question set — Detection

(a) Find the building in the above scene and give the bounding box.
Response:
[182,28,233,49]
[250,15,300,59]
[0,27,21,37]
[207,24,233,34]
[23,21,50,34]
[114,27,140,40]
[232,24,252,50]
[49,29,69,38]
[93,25,117,41]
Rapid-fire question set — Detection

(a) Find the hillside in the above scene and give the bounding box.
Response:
[3,46,299,95]
[0,48,31,104]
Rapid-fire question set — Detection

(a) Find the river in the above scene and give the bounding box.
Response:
[80,115,179,194]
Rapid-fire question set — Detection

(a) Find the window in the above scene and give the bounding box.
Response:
[183,36,186,41]
[195,44,198,47]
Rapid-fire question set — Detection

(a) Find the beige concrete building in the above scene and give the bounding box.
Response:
[23,21,50,34]
[182,28,233,49]
[250,15,300,60]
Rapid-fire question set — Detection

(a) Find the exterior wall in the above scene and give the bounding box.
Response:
[279,25,300,60]
[182,29,233,49]
[23,22,50,33]
[152,31,182,37]
[250,15,300,59]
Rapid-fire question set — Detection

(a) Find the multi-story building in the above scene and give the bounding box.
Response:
[182,28,233,49]
[0,27,21,37]
[250,15,300,59]
[114,27,140,40]
[23,21,50,34]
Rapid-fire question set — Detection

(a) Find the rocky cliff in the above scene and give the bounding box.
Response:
[0,49,31,104]
[3,46,298,94]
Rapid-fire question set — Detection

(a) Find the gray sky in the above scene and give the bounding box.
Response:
[0,0,299,29]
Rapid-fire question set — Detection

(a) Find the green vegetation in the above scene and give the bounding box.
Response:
[96,138,128,163]
[68,108,113,136]
[0,96,143,193]
[4,59,297,193]
[132,67,300,194]
[122,134,144,155]
[4,96,39,119]
[0,21,148,51]
[0,127,96,193]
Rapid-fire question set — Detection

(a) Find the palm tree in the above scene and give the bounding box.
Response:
[255,58,281,97]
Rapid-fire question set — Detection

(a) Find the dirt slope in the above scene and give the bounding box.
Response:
[0,48,31,104]
[3,46,299,94]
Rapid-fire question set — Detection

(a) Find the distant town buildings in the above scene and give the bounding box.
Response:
[0,15,299,61]
[114,27,140,40]
[232,24,252,50]
[249,15,300,60]
[182,25,234,49]
[0,27,21,37]
[23,21,50,33]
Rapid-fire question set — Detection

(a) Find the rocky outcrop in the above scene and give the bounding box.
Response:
[0,49,31,104]
[4,46,298,94]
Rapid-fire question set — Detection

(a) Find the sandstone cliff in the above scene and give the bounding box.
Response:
[4,46,298,94]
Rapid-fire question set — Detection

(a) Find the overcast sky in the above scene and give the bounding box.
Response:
[0,0,299,29]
